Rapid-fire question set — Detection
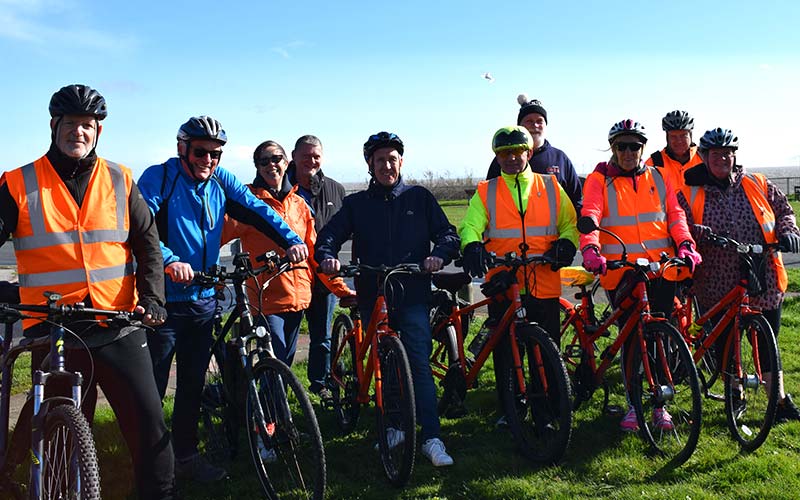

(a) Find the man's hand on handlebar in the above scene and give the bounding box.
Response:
[166,261,194,284]
[320,258,341,275]
[423,256,444,273]
[286,243,309,263]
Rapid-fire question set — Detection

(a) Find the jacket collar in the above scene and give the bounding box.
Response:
[287,161,327,194]
[683,163,742,190]
[367,176,407,199]
[252,172,293,200]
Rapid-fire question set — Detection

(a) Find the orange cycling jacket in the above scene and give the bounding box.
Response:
[645,146,703,191]
[221,182,352,315]
[580,162,694,290]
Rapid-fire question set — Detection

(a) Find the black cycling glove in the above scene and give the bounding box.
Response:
[543,238,577,271]
[462,242,489,278]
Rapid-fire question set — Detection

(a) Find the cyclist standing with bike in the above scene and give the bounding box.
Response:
[222,139,353,367]
[138,117,308,482]
[580,119,701,432]
[460,125,578,427]
[0,84,175,499]
[677,127,800,423]
[316,131,459,467]
[644,110,703,191]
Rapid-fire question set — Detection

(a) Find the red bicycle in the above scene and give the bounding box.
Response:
[671,231,780,451]
[559,217,702,467]
[429,253,573,464]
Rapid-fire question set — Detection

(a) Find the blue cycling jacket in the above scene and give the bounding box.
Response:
[138,157,302,302]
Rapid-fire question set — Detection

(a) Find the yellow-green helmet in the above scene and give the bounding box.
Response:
[492,126,533,153]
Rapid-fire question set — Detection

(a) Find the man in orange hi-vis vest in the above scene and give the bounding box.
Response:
[459,125,578,427]
[0,84,175,499]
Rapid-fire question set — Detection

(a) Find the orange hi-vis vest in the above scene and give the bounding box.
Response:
[645,146,702,191]
[477,173,561,298]
[4,156,137,327]
[590,167,682,290]
[682,173,787,292]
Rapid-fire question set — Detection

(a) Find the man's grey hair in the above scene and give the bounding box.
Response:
[294,134,323,151]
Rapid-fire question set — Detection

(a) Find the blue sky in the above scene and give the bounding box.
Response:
[2,0,799,184]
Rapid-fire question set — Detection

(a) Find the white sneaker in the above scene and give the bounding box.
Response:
[374,427,406,451]
[421,438,454,467]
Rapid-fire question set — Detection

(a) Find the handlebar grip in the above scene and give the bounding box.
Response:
[607,261,625,271]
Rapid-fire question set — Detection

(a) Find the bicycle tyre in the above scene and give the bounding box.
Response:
[41,403,101,500]
[503,324,573,464]
[200,340,238,462]
[375,335,416,487]
[724,314,779,452]
[246,357,326,500]
[630,321,702,467]
[330,313,361,433]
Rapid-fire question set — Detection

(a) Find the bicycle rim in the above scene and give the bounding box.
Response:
[41,404,101,500]
[504,324,573,464]
[247,358,326,500]
[200,343,238,461]
[375,335,416,487]
[630,322,702,467]
[724,314,779,452]
[330,313,360,433]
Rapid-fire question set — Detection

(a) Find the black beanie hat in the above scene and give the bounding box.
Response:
[516,94,548,125]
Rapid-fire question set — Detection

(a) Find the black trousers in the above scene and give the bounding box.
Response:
[27,328,175,499]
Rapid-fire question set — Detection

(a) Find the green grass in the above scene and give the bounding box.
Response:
[439,199,469,230]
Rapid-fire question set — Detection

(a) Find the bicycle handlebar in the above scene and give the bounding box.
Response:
[705,231,780,255]
[487,252,555,271]
[0,300,143,327]
[329,262,425,279]
[193,250,290,287]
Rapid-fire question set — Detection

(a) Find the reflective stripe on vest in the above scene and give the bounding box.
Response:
[484,176,558,244]
[601,171,666,227]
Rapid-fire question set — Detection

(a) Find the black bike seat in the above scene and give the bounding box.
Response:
[432,272,471,294]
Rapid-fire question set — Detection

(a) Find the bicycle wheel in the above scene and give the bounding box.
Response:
[330,313,360,433]
[246,357,326,500]
[630,321,702,467]
[41,403,101,500]
[200,340,238,462]
[503,324,573,464]
[375,335,416,487]
[724,314,779,452]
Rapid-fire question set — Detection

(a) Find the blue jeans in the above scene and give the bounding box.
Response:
[148,297,216,459]
[259,311,304,366]
[306,290,337,393]
[361,302,441,442]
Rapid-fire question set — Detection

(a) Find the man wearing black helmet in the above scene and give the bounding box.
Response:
[316,131,460,467]
[138,115,307,483]
[645,110,703,190]
[0,84,175,498]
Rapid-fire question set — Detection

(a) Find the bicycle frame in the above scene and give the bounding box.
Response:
[561,275,668,394]
[430,274,533,397]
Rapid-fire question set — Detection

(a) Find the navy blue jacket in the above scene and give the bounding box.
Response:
[315,177,460,309]
[487,139,583,212]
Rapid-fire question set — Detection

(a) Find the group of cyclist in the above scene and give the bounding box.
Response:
[1,83,799,498]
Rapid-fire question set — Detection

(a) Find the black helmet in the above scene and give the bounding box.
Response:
[698,127,739,152]
[363,131,404,162]
[662,110,694,131]
[177,116,227,145]
[492,126,533,153]
[49,84,107,120]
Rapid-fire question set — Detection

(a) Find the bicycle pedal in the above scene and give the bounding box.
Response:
[564,344,584,357]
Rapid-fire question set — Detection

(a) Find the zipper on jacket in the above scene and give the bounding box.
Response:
[198,182,209,271]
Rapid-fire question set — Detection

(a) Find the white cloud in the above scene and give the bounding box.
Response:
[0,0,137,52]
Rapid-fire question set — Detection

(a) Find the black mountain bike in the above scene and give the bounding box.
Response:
[195,251,325,500]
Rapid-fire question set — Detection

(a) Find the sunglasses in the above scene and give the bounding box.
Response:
[256,154,284,167]
[614,142,643,152]
[192,147,223,160]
